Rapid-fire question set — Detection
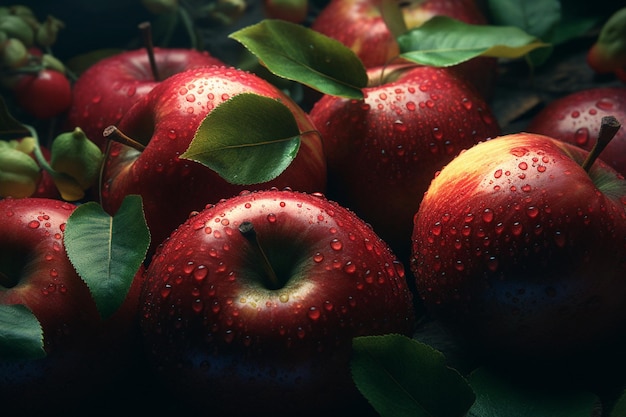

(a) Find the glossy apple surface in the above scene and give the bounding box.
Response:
[100,65,327,254]
[309,64,501,263]
[66,47,224,147]
[526,87,626,174]
[139,189,416,416]
[0,197,145,414]
[411,132,626,359]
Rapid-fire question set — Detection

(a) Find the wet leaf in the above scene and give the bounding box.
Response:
[467,367,599,417]
[398,16,550,67]
[181,93,303,185]
[64,195,150,320]
[351,334,475,417]
[0,304,45,360]
[229,19,367,99]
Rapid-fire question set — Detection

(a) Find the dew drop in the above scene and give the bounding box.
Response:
[193,265,208,282]
[313,252,324,263]
[192,299,204,313]
[596,98,614,111]
[308,307,321,321]
[574,127,590,146]
[267,213,277,223]
[344,262,356,274]
[28,220,40,229]
[526,206,539,218]
[482,208,494,223]
[330,238,343,251]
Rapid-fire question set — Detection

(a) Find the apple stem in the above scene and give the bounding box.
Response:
[238,221,281,290]
[581,115,622,172]
[139,21,161,82]
[103,125,146,152]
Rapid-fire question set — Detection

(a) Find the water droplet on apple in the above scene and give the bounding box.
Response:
[186,94,196,102]
[183,261,195,274]
[344,262,356,274]
[279,294,289,303]
[510,147,528,157]
[91,96,101,104]
[193,265,208,282]
[554,231,566,247]
[308,307,321,321]
[192,299,203,313]
[526,206,539,218]
[482,208,494,223]
[330,238,343,251]
[126,86,136,97]
[574,127,590,145]
[406,101,416,111]
[596,98,614,111]
[161,284,172,298]
[267,213,277,223]
[462,98,473,110]
[28,220,40,228]
[487,256,498,272]
[571,110,580,118]
[313,252,324,263]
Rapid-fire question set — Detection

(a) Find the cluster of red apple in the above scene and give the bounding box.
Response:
[2,0,626,416]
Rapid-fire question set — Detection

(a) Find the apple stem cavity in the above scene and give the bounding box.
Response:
[103,125,147,152]
[238,221,281,290]
[139,21,161,82]
[581,115,622,172]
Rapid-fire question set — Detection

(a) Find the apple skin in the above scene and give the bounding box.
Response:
[0,197,146,414]
[65,47,224,148]
[100,65,327,256]
[410,132,626,360]
[526,87,626,175]
[310,0,498,99]
[308,63,501,264]
[139,188,416,416]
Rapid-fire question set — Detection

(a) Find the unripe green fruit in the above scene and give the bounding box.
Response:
[50,127,104,190]
[0,145,41,198]
[0,15,35,47]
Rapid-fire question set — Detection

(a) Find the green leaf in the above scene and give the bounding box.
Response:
[487,0,561,40]
[397,16,550,67]
[229,19,367,99]
[0,304,46,360]
[351,334,475,417]
[467,367,599,417]
[181,93,303,185]
[63,195,150,320]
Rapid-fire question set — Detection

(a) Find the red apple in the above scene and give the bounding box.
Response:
[526,87,626,175]
[410,125,626,360]
[100,65,327,255]
[13,68,72,119]
[139,188,416,416]
[263,0,309,23]
[0,197,145,415]
[65,47,224,148]
[586,7,626,81]
[308,63,501,263]
[310,0,498,99]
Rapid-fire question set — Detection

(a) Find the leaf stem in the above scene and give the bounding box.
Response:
[238,221,281,290]
[581,115,622,172]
